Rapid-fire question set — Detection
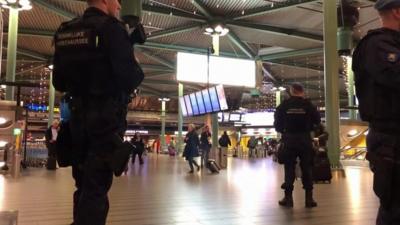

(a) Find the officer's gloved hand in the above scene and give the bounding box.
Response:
[122,15,147,45]
[130,23,146,44]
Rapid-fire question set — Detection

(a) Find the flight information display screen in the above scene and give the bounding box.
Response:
[179,97,188,117]
[196,91,206,114]
[190,93,199,115]
[181,85,229,117]
[216,84,228,111]
[209,87,220,112]
[202,89,213,113]
[184,95,193,116]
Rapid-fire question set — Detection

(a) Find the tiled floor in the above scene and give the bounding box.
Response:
[0,154,378,225]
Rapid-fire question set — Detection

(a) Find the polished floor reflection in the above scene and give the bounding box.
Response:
[0,154,378,225]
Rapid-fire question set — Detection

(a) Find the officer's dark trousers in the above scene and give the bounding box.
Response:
[69,96,127,225]
[72,152,113,225]
[131,149,143,164]
[367,129,400,225]
[282,134,314,192]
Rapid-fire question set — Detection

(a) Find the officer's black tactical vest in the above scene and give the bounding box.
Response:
[352,30,384,122]
[53,16,110,96]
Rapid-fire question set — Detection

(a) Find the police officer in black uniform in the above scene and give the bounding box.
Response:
[52,0,145,224]
[274,83,321,208]
[353,0,400,224]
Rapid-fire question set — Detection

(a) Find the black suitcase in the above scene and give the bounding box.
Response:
[207,159,220,174]
[46,156,57,170]
[313,150,332,183]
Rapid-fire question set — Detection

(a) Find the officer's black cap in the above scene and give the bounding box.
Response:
[375,0,400,11]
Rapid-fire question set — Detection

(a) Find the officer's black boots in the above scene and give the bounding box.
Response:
[305,191,317,208]
[278,191,293,207]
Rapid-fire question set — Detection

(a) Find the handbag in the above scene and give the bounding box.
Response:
[277,142,287,164]
[182,144,188,158]
[56,121,73,167]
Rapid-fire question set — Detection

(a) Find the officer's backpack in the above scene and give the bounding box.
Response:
[53,16,110,95]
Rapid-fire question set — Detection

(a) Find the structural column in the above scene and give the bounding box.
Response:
[323,0,341,168]
[346,56,356,120]
[47,70,55,127]
[275,91,281,107]
[178,83,184,153]
[5,8,19,100]
[160,100,166,151]
[211,35,219,152]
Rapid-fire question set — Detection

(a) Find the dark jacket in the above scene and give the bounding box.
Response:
[274,96,321,134]
[200,131,211,150]
[130,137,144,153]
[219,134,231,147]
[184,131,200,159]
[53,7,144,97]
[353,28,400,131]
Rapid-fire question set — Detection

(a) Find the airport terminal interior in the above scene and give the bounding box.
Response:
[0,0,383,224]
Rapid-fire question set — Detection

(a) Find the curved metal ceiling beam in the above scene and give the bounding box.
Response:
[259,48,323,60]
[191,0,213,18]
[226,30,256,58]
[232,0,320,20]
[136,49,175,69]
[147,23,204,40]
[14,48,49,61]
[266,60,323,72]
[136,42,248,58]
[228,21,323,43]
[142,4,207,22]
[34,0,76,19]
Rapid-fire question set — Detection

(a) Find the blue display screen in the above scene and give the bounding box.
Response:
[202,89,213,113]
[190,93,199,115]
[196,91,206,114]
[209,87,220,112]
[184,95,193,116]
[179,97,188,117]
[216,85,228,111]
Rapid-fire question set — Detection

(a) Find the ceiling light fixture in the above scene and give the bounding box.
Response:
[158,97,170,102]
[271,86,286,92]
[0,0,32,10]
[204,23,229,37]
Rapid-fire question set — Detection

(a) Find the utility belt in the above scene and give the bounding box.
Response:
[367,142,400,209]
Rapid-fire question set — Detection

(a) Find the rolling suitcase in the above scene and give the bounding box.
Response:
[207,159,220,173]
[313,149,332,183]
[46,156,57,170]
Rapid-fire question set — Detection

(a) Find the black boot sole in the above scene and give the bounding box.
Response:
[305,203,317,208]
[278,201,293,208]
